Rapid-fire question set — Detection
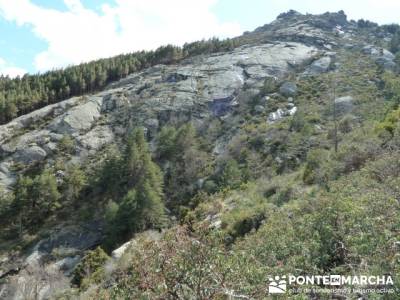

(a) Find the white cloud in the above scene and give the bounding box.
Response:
[0,0,242,72]
[0,57,27,78]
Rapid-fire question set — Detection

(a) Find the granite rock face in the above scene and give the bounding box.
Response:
[0,222,103,300]
[0,41,318,190]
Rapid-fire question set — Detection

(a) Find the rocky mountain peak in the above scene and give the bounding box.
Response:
[275,9,348,28]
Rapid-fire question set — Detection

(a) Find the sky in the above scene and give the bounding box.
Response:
[0,0,400,77]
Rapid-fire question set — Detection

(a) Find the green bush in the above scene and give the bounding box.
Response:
[376,107,400,135]
[58,135,75,154]
[303,149,331,185]
[72,247,109,289]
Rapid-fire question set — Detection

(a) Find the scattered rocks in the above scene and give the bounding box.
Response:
[268,106,297,123]
[362,45,396,71]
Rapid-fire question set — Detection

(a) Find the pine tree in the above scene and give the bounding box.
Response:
[219,159,242,189]
[106,128,166,246]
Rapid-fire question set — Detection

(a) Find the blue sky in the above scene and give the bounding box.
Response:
[0,0,399,77]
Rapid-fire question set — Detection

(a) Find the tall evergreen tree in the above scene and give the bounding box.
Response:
[106,128,166,246]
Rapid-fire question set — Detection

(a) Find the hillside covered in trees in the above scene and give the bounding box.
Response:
[0,38,236,124]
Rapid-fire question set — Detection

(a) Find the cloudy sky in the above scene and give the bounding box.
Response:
[0,0,399,77]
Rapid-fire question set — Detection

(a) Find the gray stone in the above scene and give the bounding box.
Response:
[254,105,265,113]
[111,230,162,260]
[77,126,114,151]
[37,221,103,254]
[144,118,160,137]
[362,45,396,71]
[15,145,47,164]
[54,256,81,274]
[279,82,298,97]
[304,56,332,75]
[112,240,136,260]
[43,142,58,153]
[0,163,16,189]
[335,96,354,115]
[268,106,297,123]
[49,97,102,134]
[268,108,286,122]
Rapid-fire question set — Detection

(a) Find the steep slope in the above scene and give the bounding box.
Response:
[1,10,400,299]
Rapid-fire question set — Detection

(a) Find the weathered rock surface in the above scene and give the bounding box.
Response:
[268,106,297,123]
[49,96,103,134]
[362,45,396,70]
[304,55,332,75]
[15,145,47,164]
[0,42,318,189]
[111,230,163,260]
[335,95,354,115]
[279,82,298,97]
[0,222,103,300]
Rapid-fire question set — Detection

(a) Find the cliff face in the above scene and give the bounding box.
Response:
[0,42,318,190]
[1,10,399,299]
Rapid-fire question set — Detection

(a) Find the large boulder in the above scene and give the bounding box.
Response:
[304,56,332,75]
[279,82,298,97]
[267,106,297,123]
[37,222,103,254]
[111,230,163,260]
[362,45,396,71]
[111,240,136,260]
[15,145,47,164]
[335,96,354,115]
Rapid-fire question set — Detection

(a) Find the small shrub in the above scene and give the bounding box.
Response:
[376,107,400,135]
[338,115,356,133]
[261,76,279,94]
[58,135,75,154]
[303,149,332,185]
[72,247,109,289]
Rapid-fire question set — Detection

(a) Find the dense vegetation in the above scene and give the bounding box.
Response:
[0,38,237,124]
